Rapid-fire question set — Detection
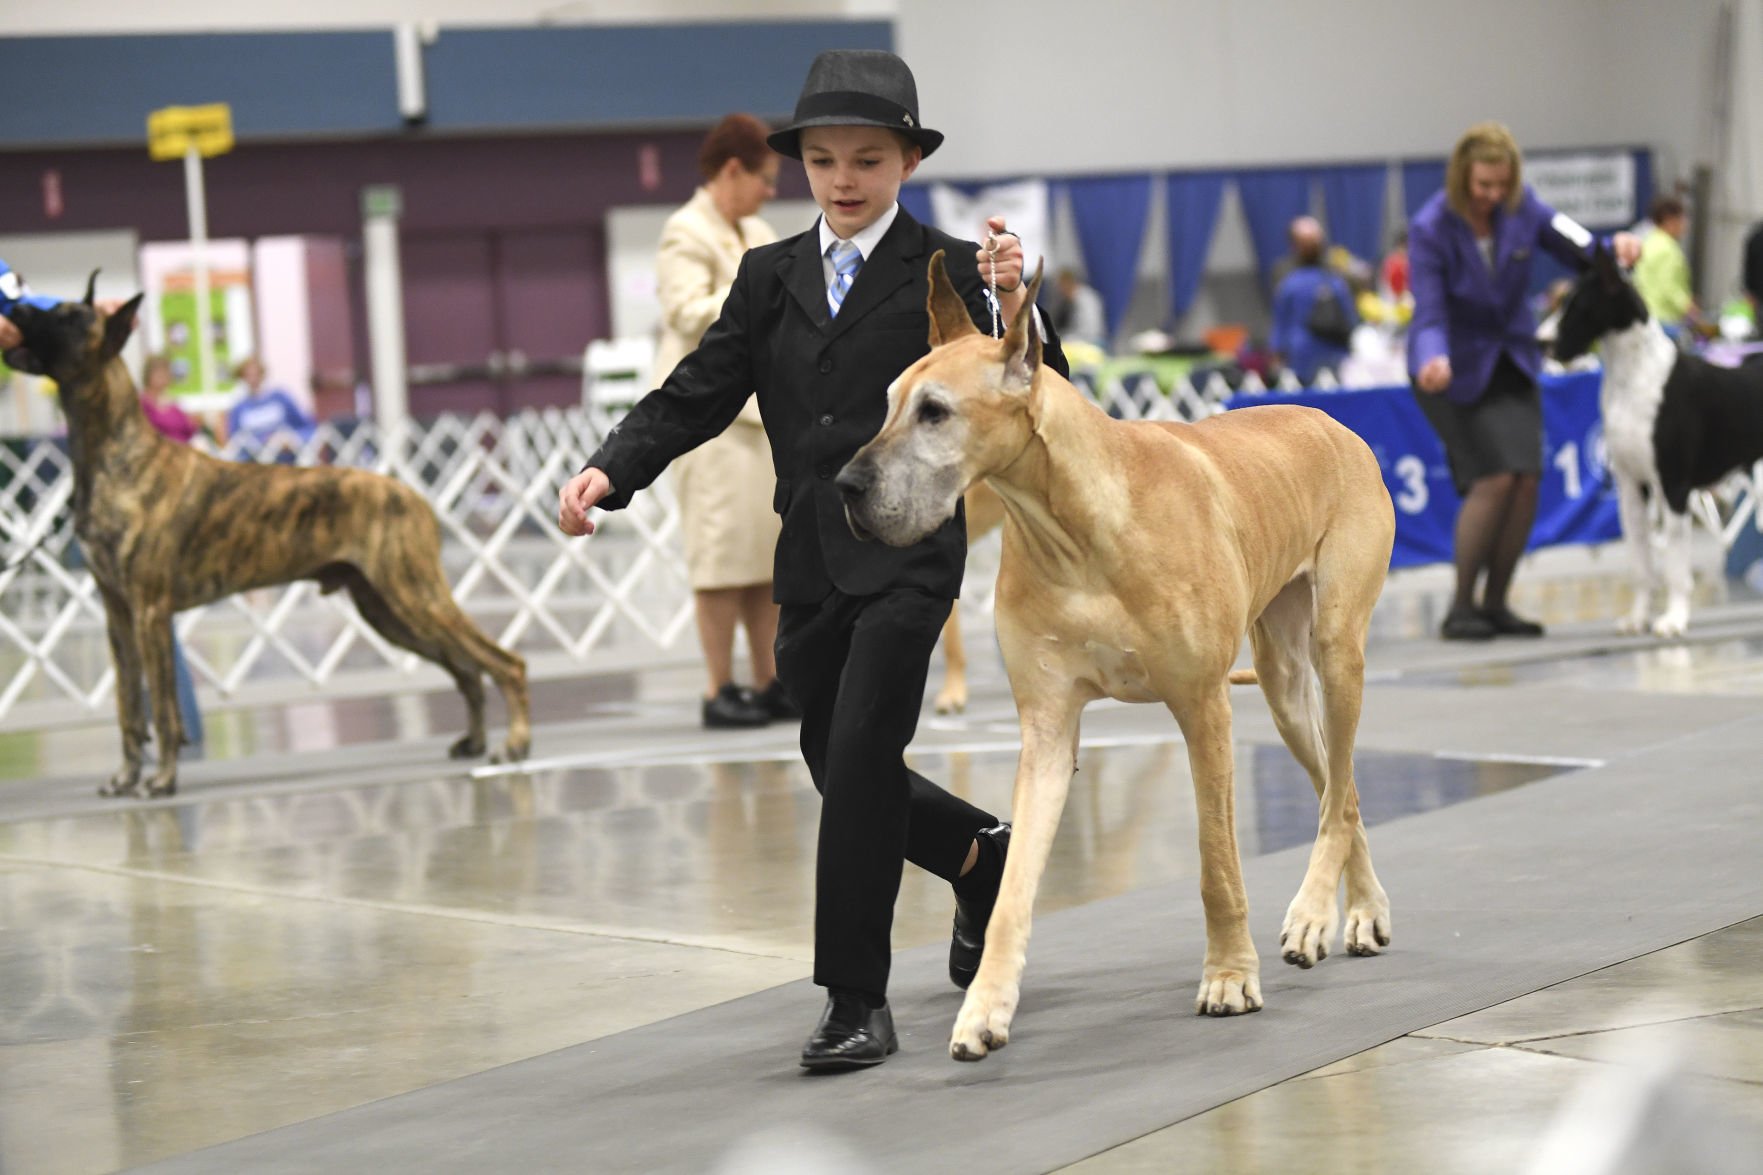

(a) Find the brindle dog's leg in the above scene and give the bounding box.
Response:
[135,599,183,797]
[97,583,148,797]
[346,571,529,762]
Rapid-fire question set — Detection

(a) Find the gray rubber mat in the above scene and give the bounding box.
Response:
[138,718,1763,1175]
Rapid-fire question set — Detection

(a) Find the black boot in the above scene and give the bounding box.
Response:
[757,678,802,720]
[949,823,1011,989]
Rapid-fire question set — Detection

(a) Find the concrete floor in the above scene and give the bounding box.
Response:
[2,543,1761,1173]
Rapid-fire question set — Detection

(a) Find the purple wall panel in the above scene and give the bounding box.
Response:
[2,128,814,416]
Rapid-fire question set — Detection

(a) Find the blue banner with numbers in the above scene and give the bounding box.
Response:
[1227,370,1618,568]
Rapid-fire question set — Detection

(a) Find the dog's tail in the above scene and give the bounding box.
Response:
[1228,668,1258,686]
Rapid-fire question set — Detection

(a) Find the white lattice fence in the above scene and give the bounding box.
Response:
[0,405,697,727]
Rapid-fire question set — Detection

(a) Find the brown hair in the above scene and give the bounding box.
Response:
[1649,194,1686,223]
[698,114,774,181]
[1446,121,1524,219]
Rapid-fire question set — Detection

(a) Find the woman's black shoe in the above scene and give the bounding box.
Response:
[702,683,771,728]
[1480,606,1545,637]
[1439,607,1497,641]
[800,990,897,1070]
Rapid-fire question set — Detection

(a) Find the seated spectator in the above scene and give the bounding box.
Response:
[1271,218,1358,385]
[140,354,200,445]
[1633,195,1696,330]
[1380,229,1410,301]
[1051,268,1108,351]
[225,356,313,458]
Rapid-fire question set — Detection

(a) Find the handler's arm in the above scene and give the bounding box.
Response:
[577,251,760,512]
[1406,221,1451,380]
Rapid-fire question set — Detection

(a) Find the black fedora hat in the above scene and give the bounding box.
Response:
[767,49,943,160]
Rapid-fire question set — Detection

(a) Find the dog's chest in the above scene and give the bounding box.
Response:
[1600,325,1674,482]
[1079,640,1161,703]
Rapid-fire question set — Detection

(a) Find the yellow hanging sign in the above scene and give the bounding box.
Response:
[147,104,235,161]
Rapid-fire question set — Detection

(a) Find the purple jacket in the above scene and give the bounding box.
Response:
[1407,185,1589,404]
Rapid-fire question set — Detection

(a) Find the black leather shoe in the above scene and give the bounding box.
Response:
[949,822,1011,990]
[702,682,770,729]
[757,678,801,720]
[1480,605,1545,637]
[1439,607,1497,641]
[800,991,897,1071]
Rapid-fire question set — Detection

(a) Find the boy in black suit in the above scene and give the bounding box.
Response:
[558,49,1068,1070]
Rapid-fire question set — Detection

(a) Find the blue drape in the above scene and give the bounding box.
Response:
[1059,175,1153,336]
[1318,165,1388,263]
[897,184,934,226]
[1234,169,1313,288]
[1401,160,1447,224]
[1164,171,1227,324]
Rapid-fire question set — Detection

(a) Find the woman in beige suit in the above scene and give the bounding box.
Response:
[657,114,794,727]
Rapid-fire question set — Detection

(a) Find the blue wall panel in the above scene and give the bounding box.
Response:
[424,22,892,131]
[0,32,403,146]
[0,21,892,148]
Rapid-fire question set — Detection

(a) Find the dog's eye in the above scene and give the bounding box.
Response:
[917,399,949,425]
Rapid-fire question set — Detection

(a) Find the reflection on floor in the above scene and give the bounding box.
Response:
[2,543,1762,1173]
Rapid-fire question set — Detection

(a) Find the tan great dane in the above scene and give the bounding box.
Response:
[837,252,1395,1061]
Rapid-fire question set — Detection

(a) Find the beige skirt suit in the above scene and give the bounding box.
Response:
[654,187,781,590]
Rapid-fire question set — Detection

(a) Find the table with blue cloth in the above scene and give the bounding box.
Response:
[1226,370,1619,569]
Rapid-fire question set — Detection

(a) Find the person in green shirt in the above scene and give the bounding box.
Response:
[1633,195,1696,329]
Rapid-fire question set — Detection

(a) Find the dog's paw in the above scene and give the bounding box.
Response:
[1344,900,1392,957]
[144,773,178,799]
[1616,612,1649,636]
[933,683,968,715]
[490,737,530,765]
[948,982,1018,1062]
[1651,610,1688,640]
[99,765,141,800]
[1194,968,1262,1016]
[448,734,488,760]
[1280,896,1340,969]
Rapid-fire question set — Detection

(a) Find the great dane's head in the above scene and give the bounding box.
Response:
[1549,241,1649,364]
[4,271,143,397]
[836,250,1044,547]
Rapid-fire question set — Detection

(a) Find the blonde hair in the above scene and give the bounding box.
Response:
[1446,121,1523,219]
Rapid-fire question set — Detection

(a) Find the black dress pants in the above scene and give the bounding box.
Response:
[774,587,999,997]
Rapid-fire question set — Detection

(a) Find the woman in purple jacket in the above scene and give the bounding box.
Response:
[1408,122,1638,640]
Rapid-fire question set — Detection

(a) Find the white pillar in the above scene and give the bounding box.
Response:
[362,186,408,439]
[184,143,216,397]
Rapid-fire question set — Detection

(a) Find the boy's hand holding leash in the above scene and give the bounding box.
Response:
[558,467,611,536]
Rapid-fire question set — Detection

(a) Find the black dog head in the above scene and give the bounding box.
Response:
[1550,241,1650,364]
[5,271,143,393]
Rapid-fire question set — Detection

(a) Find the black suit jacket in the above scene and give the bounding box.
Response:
[588,209,1070,605]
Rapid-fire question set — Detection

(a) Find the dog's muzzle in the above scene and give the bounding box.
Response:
[835,460,876,542]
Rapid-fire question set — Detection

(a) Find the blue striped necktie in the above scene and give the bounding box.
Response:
[827,240,862,317]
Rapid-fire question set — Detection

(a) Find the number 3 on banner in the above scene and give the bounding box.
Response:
[1554,441,1582,499]
[1393,454,1429,515]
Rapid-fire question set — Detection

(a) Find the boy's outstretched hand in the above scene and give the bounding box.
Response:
[977,215,1031,320]
[558,467,611,536]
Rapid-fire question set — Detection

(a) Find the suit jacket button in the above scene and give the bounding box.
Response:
[819,358,834,374]
[819,414,834,426]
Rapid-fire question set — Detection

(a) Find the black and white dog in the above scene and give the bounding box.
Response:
[1552,243,1763,636]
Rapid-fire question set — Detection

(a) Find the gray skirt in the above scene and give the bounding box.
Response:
[1413,355,1543,497]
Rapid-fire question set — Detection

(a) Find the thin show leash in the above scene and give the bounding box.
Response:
[983,229,1019,340]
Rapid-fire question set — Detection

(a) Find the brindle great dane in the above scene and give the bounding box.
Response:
[6,283,530,798]
[838,253,1395,1061]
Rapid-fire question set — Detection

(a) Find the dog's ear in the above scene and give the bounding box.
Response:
[926,250,979,348]
[1000,259,1044,393]
[1591,239,1625,290]
[99,293,145,362]
[83,270,100,307]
